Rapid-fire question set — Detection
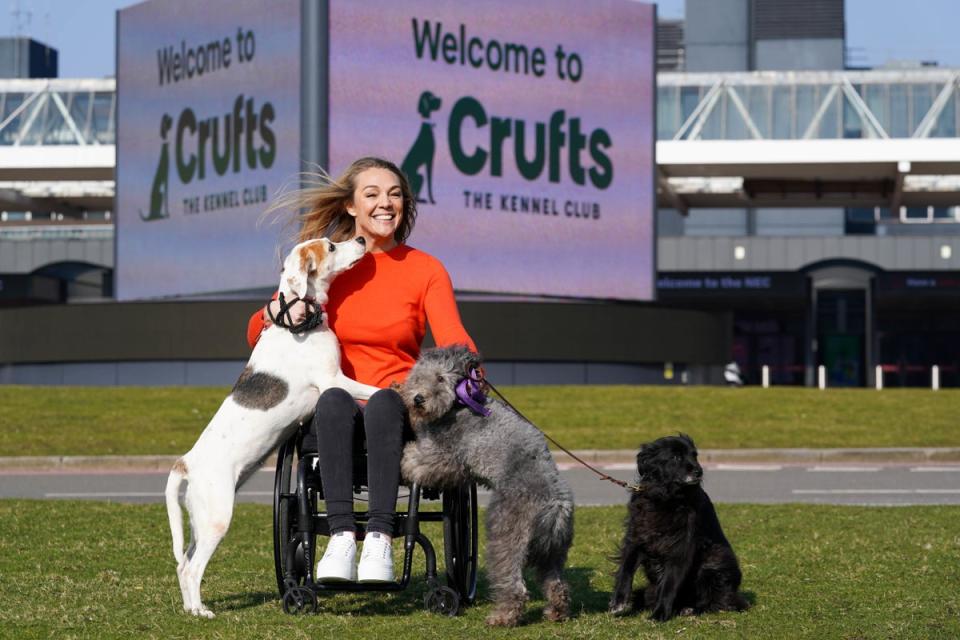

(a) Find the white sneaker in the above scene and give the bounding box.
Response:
[315,532,357,582]
[357,532,395,583]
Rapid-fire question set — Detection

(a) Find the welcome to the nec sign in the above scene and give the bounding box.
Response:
[116,0,654,302]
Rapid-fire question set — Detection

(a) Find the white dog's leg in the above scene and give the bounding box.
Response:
[332,372,381,401]
[181,477,236,618]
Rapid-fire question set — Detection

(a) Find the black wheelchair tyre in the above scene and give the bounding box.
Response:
[273,433,315,597]
[442,483,479,605]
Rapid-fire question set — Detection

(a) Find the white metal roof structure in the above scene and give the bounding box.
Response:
[657,69,960,212]
[0,78,114,215]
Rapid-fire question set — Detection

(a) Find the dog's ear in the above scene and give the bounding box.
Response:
[635,445,659,482]
[283,244,320,298]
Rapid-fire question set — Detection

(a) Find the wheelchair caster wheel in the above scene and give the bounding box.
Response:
[424,585,460,616]
[282,586,317,615]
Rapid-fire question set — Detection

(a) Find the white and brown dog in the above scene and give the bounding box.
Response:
[165,236,378,618]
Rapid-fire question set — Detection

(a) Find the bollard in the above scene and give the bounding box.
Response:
[762,365,770,388]
[818,365,826,390]
[932,365,940,391]
[875,365,883,390]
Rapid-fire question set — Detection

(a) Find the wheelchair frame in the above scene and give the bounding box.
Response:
[272,425,479,615]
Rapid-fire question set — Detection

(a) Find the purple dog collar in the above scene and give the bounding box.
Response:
[455,367,491,417]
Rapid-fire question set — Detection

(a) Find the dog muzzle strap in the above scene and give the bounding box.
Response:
[268,292,324,334]
[455,367,491,416]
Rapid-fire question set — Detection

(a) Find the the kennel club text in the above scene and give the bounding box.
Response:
[463,190,600,219]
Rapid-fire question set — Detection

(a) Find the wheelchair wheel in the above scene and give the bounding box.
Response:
[442,483,479,605]
[273,433,314,597]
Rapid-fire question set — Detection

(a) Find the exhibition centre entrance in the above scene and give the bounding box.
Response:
[658,262,960,388]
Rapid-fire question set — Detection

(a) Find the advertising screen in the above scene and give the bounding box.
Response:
[328,0,656,301]
[115,0,300,300]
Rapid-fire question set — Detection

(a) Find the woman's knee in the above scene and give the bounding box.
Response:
[364,389,406,436]
[314,387,357,434]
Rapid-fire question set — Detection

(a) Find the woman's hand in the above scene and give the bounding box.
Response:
[264,299,308,327]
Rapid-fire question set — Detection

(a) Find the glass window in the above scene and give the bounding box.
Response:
[796,85,816,137]
[67,92,93,143]
[930,89,956,138]
[772,85,792,138]
[90,92,115,144]
[817,89,840,138]
[889,84,909,137]
[902,206,929,222]
[864,83,888,135]
[746,85,770,138]
[657,86,678,140]
[911,84,934,135]
[680,86,701,120]
[0,93,26,144]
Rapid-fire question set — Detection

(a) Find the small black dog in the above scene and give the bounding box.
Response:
[609,434,748,621]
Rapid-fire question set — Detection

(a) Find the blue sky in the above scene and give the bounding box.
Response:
[0,0,958,77]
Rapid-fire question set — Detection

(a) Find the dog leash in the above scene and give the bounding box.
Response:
[479,377,644,493]
[268,292,324,334]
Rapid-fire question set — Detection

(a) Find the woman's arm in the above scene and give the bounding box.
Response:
[423,263,477,352]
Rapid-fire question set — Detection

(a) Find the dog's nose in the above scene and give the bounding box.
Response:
[355,236,365,246]
[413,393,425,407]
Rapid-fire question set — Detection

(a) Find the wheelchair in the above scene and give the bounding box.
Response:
[272,423,479,616]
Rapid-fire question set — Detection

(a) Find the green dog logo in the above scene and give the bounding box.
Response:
[139,113,173,221]
[401,91,442,204]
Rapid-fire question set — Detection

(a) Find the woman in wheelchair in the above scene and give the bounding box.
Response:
[247,156,477,584]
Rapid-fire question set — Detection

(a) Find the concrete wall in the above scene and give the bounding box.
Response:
[684,0,749,72]
[0,236,113,274]
[0,300,732,386]
[754,38,844,71]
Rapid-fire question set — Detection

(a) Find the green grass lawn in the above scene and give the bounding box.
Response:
[0,385,958,457]
[1,500,958,639]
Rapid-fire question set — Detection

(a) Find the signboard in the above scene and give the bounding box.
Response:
[328,0,656,301]
[116,0,300,300]
[657,272,809,297]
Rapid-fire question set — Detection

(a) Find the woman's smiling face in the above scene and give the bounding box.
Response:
[346,167,404,252]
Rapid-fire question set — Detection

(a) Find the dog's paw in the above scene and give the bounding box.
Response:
[190,607,215,619]
[609,601,631,616]
[649,605,673,622]
[485,610,521,627]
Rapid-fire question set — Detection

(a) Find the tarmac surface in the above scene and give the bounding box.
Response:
[3,448,960,507]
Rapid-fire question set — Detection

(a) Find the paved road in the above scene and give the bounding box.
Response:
[3,462,960,507]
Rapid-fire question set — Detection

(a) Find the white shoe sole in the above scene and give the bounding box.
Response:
[357,564,394,583]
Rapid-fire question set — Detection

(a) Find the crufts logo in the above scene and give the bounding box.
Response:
[140,114,173,221]
[401,91,442,204]
[139,95,277,221]
[398,90,614,203]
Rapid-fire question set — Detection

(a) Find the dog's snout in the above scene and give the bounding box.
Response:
[413,393,425,407]
[355,236,366,246]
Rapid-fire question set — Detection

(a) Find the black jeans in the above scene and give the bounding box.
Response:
[310,387,411,536]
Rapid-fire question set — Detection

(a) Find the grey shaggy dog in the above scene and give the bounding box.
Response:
[399,345,574,627]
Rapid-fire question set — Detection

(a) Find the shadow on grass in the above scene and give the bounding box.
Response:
[212,569,495,618]
[209,590,277,612]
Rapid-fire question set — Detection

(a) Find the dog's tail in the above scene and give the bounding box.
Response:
[165,458,189,565]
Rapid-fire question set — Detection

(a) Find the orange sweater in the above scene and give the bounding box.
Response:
[247,244,476,388]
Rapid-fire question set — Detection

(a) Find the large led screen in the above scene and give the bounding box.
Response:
[116,0,300,300]
[329,0,655,301]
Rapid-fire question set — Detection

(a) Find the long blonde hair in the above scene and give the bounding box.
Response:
[275,157,419,244]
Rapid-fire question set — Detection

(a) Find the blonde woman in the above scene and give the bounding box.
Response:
[247,157,476,582]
